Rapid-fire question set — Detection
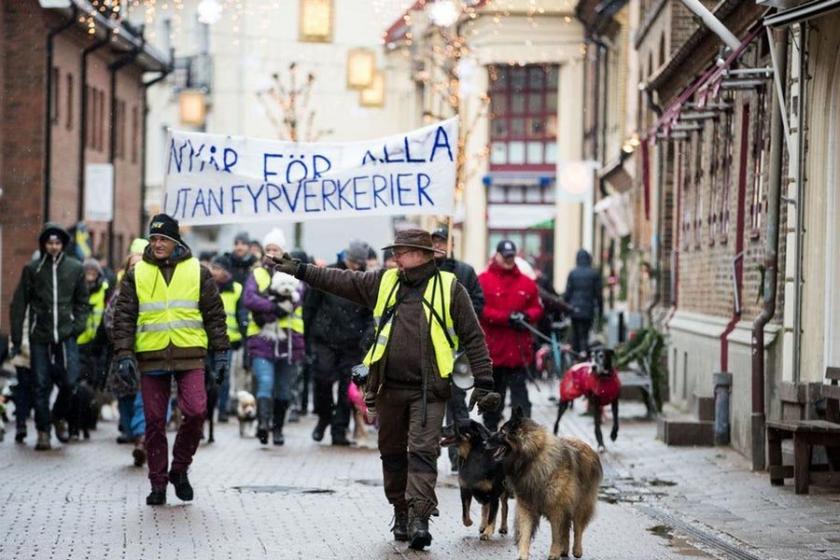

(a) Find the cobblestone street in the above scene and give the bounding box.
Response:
[1,386,838,560]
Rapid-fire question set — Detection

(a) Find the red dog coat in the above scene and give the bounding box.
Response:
[560,362,621,404]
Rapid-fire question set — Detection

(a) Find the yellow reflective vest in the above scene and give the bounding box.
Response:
[134,258,208,352]
[363,268,458,378]
[220,281,243,344]
[77,281,109,345]
[246,267,304,337]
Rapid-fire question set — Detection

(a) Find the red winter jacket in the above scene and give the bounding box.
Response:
[479,261,543,368]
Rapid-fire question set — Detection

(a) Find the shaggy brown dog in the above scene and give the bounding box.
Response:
[489,408,602,559]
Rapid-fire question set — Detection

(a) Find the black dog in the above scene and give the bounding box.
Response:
[554,348,621,452]
[203,367,218,444]
[68,380,97,440]
[441,419,510,540]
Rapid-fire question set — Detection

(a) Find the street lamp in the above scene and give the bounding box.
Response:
[429,0,460,27]
[197,0,223,25]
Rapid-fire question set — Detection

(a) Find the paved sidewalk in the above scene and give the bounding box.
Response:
[0,390,707,560]
[2,380,837,560]
[540,383,840,560]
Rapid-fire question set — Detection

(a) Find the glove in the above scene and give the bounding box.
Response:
[508,311,527,330]
[212,352,229,386]
[264,253,300,276]
[116,356,139,386]
[469,387,502,413]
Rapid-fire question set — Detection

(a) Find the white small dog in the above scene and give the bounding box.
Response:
[237,390,257,438]
[258,272,301,343]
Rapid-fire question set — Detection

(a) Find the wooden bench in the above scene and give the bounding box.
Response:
[766,367,840,494]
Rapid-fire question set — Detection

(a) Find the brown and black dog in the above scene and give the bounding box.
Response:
[489,408,602,560]
[441,419,510,540]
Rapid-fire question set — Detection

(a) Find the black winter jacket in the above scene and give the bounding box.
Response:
[10,223,89,346]
[227,252,257,286]
[563,250,604,322]
[302,261,373,350]
[436,257,485,316]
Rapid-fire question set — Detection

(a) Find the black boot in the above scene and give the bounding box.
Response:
[272,400,288,446]
[312,417,329,442]
[146,487,166,506]
[408,513,432,550]
[392,508,409,542]
[256,397,272,445]
[168,470,194,501]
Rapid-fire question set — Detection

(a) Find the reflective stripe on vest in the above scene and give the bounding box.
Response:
[246,267,272,338]
[362,268,459,378]
[134,258,207,352]
[77,281,109,345]
[220,281,243,344]
[278,306,304,334]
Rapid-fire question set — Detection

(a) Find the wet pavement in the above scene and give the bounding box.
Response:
[0,381,836,559]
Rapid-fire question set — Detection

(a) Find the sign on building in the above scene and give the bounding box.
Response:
[84,164,114,222]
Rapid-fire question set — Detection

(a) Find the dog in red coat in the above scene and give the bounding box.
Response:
[553,348,621,452]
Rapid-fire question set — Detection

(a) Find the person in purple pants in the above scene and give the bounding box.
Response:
[111,215,229,506]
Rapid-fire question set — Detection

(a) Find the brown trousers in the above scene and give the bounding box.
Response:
[376,388,446,518]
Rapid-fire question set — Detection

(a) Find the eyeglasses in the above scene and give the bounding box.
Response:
[393,248,414,258]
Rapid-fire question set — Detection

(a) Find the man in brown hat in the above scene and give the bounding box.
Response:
[268,228,499,551]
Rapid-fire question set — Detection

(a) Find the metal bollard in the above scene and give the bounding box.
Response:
[713,372,732,446]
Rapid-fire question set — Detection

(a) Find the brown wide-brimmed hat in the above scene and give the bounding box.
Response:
[382,228,446,255]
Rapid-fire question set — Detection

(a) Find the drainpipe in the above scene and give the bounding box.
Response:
[77,31,113,223]
[751,28,787,472]
[107,44,142,267]
[44,7,78,223]
[678,0,741,51]
[140,60,173,232]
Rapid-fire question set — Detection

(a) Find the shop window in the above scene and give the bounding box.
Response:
[749,90,769,237]
[488,64,558,170]
[66,73,73,130]
[51,67,59,125]
[131,105,139,164]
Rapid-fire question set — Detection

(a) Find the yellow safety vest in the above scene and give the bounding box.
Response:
[363,268,458,378]
[134,258,208,352]
[246,267,305,337]
[77,281,109,345]
[220,281,243,344]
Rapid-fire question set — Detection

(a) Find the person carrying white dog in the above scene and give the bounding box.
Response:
[242,229,305,446]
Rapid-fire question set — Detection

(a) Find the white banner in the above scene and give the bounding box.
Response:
[162,119,458,225]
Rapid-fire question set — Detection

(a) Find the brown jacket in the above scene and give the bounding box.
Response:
[112,245,230,373]
[298,259,493,402]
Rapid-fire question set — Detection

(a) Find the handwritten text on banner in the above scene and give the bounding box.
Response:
[162,119,458,225]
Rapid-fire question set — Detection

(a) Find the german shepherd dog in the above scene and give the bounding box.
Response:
[441,420,510,540]
[489,408,602,560]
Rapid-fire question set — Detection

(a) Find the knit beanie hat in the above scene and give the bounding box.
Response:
[82,258,102,275]
[211,254,233,273]
[262,228,287,252]
[148,214,183,245]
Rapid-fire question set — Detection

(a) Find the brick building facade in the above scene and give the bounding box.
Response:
[0,1,168,335]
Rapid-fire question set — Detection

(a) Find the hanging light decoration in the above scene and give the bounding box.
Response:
[359,71,385,108]
[346,48,376,90]
[299,0,333,43]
